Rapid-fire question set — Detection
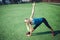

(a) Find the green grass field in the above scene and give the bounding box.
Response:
[0,3,60,40]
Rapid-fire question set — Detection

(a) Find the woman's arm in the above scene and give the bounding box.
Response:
[29,24,34,32]
[26,23,33,32]
[30,2,35,19]
[26,23,30,31]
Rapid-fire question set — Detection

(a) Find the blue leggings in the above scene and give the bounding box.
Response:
[33,18,52,30]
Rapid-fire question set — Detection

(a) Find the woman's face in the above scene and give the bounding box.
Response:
[24,19,29,23]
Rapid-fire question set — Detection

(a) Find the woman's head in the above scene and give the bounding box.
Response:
[24,18,30,23]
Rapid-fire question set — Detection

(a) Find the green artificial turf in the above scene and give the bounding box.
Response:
[0,3,60,40]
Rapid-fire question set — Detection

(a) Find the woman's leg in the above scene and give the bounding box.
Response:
[26,24,41,36]
[42,18,54,36]
[26,23,42,36]
[33,23,42,30]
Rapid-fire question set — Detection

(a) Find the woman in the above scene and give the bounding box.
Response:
[24,2,54,37]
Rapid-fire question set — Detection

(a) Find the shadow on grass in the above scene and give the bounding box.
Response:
[32,30,60,36]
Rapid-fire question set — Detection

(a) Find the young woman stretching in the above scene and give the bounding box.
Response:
[24,2,54,37]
